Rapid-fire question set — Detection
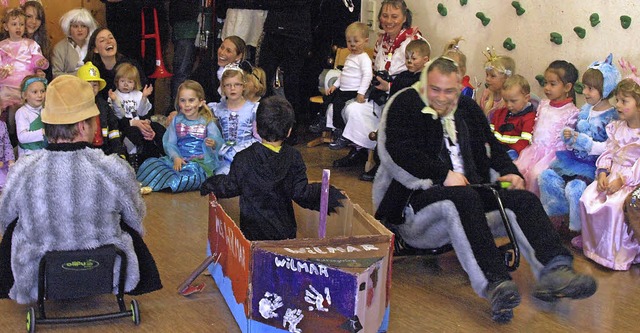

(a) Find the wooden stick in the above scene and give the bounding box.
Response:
[318,169,330,238]
[177,254,219,295]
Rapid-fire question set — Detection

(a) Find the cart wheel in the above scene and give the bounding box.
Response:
[130,299,141,325]
[26,307,36,333]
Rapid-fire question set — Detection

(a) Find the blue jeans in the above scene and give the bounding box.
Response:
[171,38,196,107]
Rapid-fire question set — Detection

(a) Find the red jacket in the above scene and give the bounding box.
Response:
[490,104,536,153]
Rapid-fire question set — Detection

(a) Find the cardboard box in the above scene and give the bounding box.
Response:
[207,196,393,333]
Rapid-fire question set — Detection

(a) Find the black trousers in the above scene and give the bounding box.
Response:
[259,33,309,125]
[410,186,571,283]
[327,89,357,131]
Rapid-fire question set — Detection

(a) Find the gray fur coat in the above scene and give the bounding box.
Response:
[0,143,144,304]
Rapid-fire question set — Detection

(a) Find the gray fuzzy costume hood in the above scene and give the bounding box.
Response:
[0,144,144,304]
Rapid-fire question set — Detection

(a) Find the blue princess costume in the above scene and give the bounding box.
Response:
[136,113,223,192]
[539,54,621,231]
[209,99,259,175]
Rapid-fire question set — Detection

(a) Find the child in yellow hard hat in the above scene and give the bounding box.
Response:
[77,61,126,158]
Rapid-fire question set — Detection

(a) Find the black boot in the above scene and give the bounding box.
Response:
[332,148,367,167]
[128,153,140,172]
[359,165,378,182]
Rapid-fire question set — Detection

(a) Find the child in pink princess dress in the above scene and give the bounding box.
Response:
[578,60,640,270]
[0,8,49,142]
[514,60,580,196]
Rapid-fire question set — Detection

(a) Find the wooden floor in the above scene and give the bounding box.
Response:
[1,138,639,332]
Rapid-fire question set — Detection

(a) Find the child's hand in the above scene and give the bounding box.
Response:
[563,128,573,140]
[35,69,45,78]
[356,94,365,103]
[36,58,48,69]
[205,138,216,148]
[108,89,118,102]
[8,160,14,167]
[597,171,609,192]
[142,84,154,98]
[326,86,336,95]
[173,157,186,171]
[0,161,3,168]
[607,177,623,195]
[166,111,178,125]
[0,66,10,79]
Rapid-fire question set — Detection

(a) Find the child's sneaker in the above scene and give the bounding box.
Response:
[532,265,597,302]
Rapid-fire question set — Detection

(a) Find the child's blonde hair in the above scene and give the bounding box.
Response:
[615,78,640,106]
[245,66,266,98]
[345,22,369,39]
[1,8,25,39]
[502,74,530,95]
[483,49,515,77]
[175,80,215,124]
[442,37,467,74]
[20,74,47,94]
[221,69,245,93]
[114,63,142,90]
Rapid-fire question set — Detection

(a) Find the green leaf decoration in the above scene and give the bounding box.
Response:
[550,32,563,45]
[575,82,584,95]
[535,74,545,87]
[590,13,600,27]
[621,15,632,29]
[503,37,516,51]
[476,12,491,26]
[437,3,448,16]
[573,26,586,39]
[460,0,468,6]
[511,1,525,16]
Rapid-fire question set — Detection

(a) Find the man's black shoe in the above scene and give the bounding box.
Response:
[359,165,378,182]
[332,148,367,167]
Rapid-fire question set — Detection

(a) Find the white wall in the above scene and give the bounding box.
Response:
[363,0,640,104]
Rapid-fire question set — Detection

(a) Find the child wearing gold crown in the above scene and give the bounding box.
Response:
[477,47,515,121]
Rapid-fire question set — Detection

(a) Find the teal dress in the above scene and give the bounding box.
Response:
[136,114,223,192]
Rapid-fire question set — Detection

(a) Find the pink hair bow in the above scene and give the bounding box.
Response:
[619,58,640,86]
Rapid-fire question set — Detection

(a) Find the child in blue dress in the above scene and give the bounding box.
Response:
[208,68,259,175]
[137,80,223,192]
[539,54,621,238]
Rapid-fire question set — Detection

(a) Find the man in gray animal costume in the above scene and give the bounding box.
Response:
[0,75,161,304]
[373,57,596,323]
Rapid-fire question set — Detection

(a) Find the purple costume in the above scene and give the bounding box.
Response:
[579,121,640,270]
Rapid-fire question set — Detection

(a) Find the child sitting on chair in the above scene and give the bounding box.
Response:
[327,22,373,150]
[490,74,536,160]
[200,96,345,241]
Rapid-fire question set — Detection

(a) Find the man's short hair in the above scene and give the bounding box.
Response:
[428,57,460,76]
[256,96,295,142]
